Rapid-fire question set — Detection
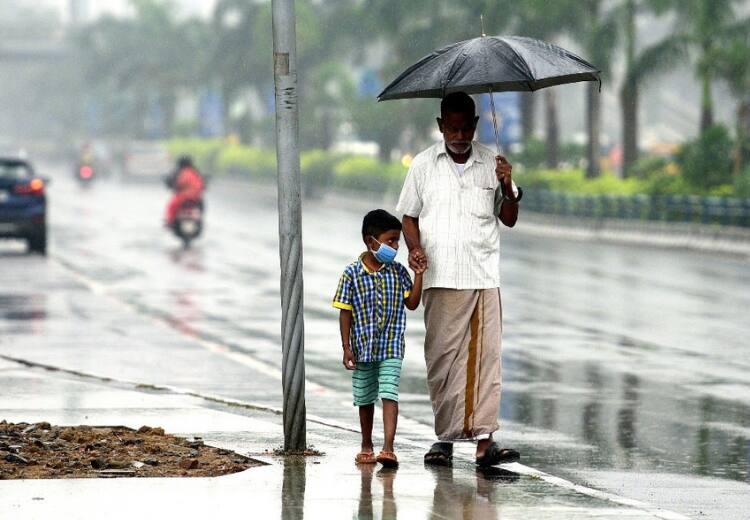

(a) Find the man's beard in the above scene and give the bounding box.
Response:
[446,141,472,155]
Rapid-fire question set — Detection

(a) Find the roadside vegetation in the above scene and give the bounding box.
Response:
[166,126,750,199]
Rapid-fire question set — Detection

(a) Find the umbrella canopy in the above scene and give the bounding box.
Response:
[378,35,600,101]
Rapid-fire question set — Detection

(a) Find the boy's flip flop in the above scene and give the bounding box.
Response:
[424,441,453,466]
[475,442,520,467]
[376,451,399,468]
[355,452,377,465]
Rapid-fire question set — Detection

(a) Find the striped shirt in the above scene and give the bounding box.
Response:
[333,254,413,362]
[395,141,517,290]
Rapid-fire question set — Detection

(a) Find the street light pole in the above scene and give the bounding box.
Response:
[272,0,306,452]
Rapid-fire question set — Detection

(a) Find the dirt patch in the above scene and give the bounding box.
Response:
[271,446,324,457]
[0,421,262,479]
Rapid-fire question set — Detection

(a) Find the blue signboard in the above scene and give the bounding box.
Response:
[145,96,166,139]
[199,90,225,138]
[358,69,382,98]
[478,92,521,149]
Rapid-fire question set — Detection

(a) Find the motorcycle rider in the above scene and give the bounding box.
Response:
[164,156,205,227]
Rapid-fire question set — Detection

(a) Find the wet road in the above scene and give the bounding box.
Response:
[1,167,749,519]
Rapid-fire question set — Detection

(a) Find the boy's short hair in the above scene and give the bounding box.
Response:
[362,209,402,238]
[440,91,475,117]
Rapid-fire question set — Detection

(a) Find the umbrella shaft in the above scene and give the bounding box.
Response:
[489,91,501,153]
[488,92,507,197]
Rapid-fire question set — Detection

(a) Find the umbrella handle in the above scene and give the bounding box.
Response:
[488,90,507,197]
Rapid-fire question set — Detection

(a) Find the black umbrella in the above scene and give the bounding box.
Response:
[378,34,600,154]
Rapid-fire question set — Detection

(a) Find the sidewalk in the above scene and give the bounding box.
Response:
[0,358,686,520]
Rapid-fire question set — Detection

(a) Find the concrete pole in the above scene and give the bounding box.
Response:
[272,0,307,452]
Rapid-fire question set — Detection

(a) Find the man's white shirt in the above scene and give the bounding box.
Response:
[396,141,517,290]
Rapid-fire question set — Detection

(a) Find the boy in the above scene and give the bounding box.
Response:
[333,209,424,468]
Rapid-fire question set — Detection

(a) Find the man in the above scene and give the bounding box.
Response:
[395,91,522,466]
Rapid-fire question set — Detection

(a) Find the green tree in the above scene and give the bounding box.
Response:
[712,37,750,174]
[629,0,750,144]
[505,0,583,168]
[359,0,480,159]
[578,0,618,178]
[617,0,676,177]
[677,125,734,191]
[77,0,208,137]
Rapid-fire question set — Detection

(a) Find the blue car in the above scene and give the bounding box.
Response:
[0,158,47,254]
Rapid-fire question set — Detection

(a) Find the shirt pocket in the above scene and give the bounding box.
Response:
[468,186,496,219]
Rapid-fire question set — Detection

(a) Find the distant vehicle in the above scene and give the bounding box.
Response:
[75,162,96,187]
[164,157,205,248]
[0,157,47,254]
[171,199,203,248]
[122,141,172,180]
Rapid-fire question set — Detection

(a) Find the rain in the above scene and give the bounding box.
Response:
[0,1,749,519]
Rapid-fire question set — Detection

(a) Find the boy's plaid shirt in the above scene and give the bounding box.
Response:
[333,254,413,362]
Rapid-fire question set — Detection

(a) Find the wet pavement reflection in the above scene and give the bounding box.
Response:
[427,465,518,520]
[356,465,398,520]
[282,457,306,520]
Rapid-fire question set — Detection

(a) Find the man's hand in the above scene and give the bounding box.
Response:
[342,346,356,370]
[495,155,514,195]
[409,247,428,273]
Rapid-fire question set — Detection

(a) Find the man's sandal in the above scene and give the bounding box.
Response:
[355,451,377,465]
[424,441,453,466]
[475,442,520,467]
[376,451,399,468]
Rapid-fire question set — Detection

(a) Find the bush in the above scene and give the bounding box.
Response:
[332,156,406,193]
[521,168,645,196]
[734,166,750,198]
[627,156,669,179]
[708,184,735,197]
[641,170,689,196]
[514,138,546,169]
[676,125,734,191]
[215,145,277,178]
[333,156,385,191]
[301,149,340,196]
[560,142,586,167]
[513,139,586,169]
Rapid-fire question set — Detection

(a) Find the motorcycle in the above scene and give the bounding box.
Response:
[171,198,203,248]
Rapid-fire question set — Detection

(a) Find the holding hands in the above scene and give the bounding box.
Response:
[409,247,428,274]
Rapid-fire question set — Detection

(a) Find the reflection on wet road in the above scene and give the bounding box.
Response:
[0,170,748,518]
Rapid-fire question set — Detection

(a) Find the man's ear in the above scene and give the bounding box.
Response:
[436,117,443,132]
[473,115,480,127]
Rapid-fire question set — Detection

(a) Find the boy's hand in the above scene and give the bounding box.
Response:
[342,346,356,370]
[409,247,428,272]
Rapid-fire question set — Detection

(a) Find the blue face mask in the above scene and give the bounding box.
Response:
[371,238,398,264]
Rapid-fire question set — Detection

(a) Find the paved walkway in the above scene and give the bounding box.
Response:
[0,358,687,520]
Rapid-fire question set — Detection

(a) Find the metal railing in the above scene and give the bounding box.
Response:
[523,190,750,228]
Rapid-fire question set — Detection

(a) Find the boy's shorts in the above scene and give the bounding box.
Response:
[352,358,402,406]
